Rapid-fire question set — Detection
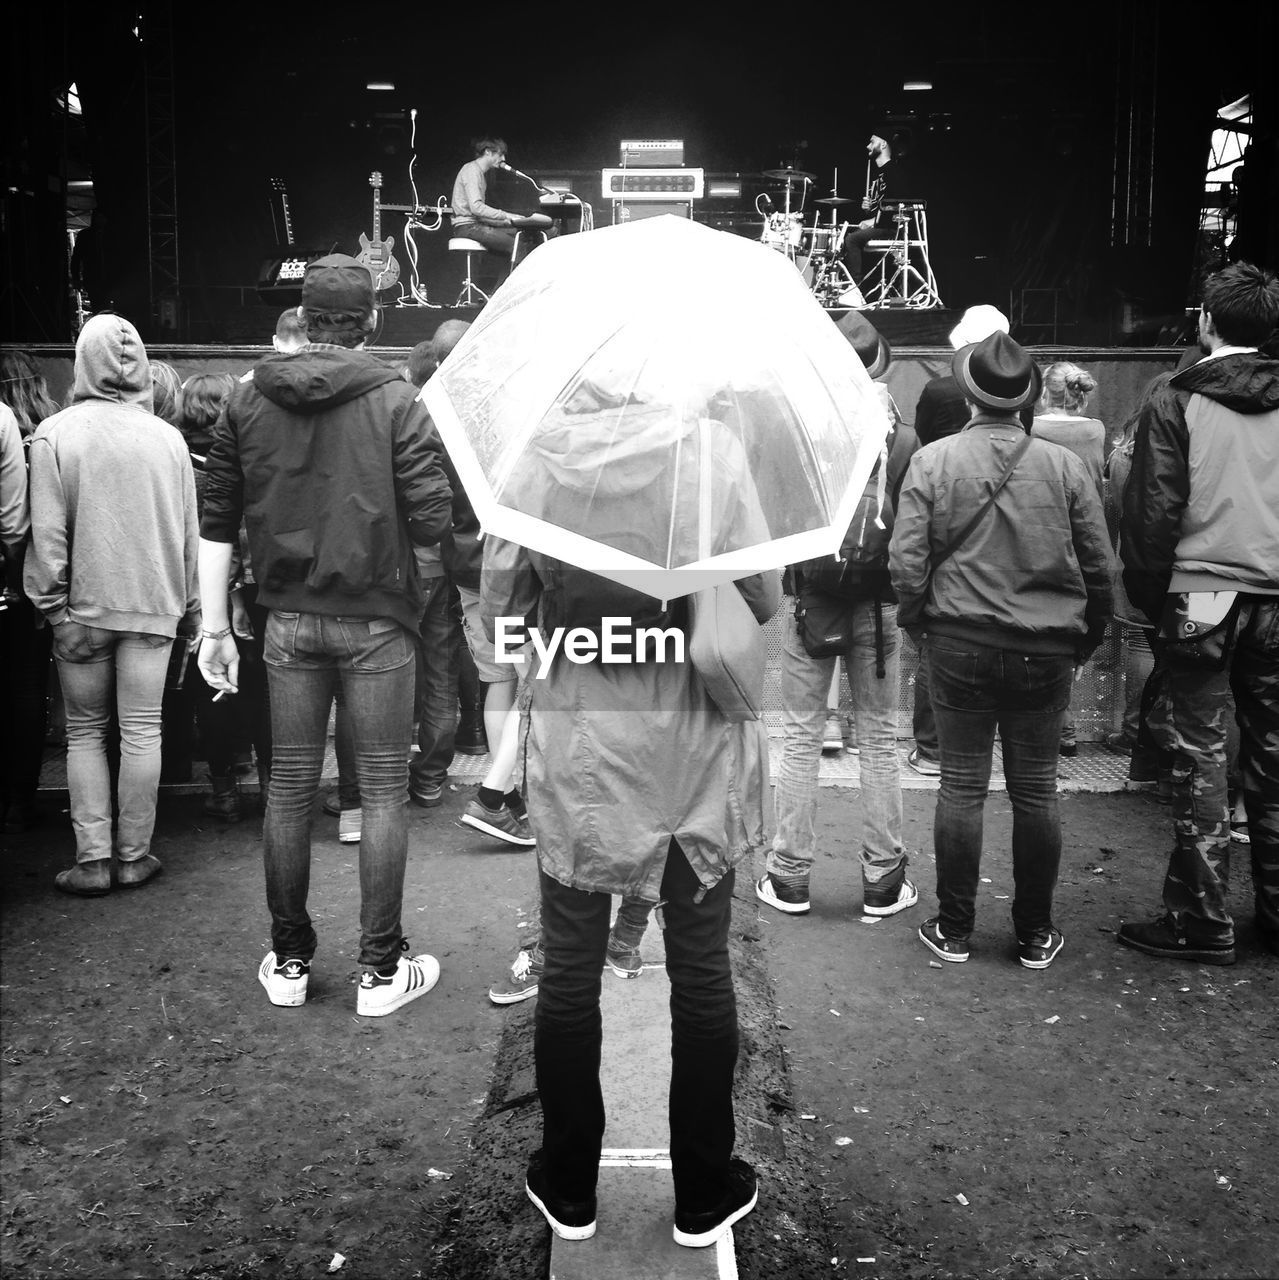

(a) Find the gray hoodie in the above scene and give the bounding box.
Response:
[24,314,199,636]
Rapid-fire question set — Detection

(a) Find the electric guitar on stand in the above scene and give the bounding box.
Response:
[356,171,401,294]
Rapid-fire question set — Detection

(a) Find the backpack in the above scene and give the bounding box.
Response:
[795,403,916,602]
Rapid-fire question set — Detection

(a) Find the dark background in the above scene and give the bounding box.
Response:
[4,1,1277,344]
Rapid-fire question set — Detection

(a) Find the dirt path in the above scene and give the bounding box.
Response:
[2,785,1275,1278]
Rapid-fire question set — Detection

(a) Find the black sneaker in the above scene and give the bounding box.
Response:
[1018,927,1064,969]
[755,872,810,915]
[863,873,919,916]
[674,1157,758,1247]
[1117,914,1236,966]
[918,916,969,963]
[525,1150,596,1241]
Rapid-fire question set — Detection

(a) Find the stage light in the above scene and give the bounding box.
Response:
[366,82,395,92]
[903,79,933,92]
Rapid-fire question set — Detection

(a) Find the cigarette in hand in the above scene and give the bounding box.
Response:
[213,690,230,702]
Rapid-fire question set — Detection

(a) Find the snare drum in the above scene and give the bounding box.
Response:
[805,226,834,255]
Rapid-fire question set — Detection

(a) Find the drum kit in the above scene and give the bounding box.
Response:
[758,165,941,309]
[758,167,864,308]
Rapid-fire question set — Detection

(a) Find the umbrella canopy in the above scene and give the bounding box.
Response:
[421,214,891,600]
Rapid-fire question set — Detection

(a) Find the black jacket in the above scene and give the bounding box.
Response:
[201,346,453,632]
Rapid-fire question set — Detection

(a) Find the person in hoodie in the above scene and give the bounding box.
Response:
[196,254,454,1018]
[1118,261,1279,966]
[24,314,200,896]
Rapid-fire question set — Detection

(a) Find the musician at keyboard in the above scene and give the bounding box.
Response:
[451,136,558,266]
[840,129,915,285]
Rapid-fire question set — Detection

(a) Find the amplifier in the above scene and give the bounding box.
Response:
[613,200,692,224]
[256,249,328,303]
[601,168,705,201]
[619,138,684,166]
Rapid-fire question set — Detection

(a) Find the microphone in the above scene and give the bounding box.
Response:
[410,107,417,120]
[498,160,550,194]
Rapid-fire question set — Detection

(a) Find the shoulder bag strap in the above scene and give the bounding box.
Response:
[930,433,1032,573]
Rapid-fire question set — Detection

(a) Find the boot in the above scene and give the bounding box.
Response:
[55,858,113,896]
[455,667,489,756]
[203,774,242,822]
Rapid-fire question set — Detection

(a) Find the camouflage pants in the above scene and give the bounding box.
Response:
[1150,596,1279,944]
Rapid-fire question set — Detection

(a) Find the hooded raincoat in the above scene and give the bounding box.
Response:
[481,411,781,902]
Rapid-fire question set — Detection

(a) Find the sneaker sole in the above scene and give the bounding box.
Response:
[918,928,968,963]
[338,833,361,844]
[673,1184,759,1247]
[409,792,444,808]
[356,958,441,1016]
[755,876,810,915]
[863,882,919,916]
[460,812,537,847]
[1116,934,1236,966]
[606,959,643,979]
[488,983,539,1005]
[525,1181,596,1240]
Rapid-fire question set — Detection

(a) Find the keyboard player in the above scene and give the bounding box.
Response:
[451,136,558,265]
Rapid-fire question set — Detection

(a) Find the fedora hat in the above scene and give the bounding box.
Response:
[951,331,1041,412]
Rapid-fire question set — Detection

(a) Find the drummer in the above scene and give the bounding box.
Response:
[840,130,912,284]
[451,136,558,265]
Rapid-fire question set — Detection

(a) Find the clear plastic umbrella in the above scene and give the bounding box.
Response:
[421,214,890,600]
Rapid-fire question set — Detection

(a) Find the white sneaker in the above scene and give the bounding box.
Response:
[258,951,310,1007]
[357,953,440,1016]
[821,716,844,752]
[339,808,362,843]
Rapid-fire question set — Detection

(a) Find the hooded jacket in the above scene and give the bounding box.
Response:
[23,315,199,637]
[200,346,453,633]
[1121,350,1279,624]
[480,408,780,901]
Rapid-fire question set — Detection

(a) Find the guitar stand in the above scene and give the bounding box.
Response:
[858,206,943,309]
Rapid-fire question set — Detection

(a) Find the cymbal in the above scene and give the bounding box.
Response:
[763,168,816,183]
[815,195,855,205]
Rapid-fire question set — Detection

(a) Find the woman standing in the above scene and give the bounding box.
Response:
[1032,361,1106,755]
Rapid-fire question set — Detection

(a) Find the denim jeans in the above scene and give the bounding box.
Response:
[910,633,939,760]
[769,605,907,885]
[1150,597,1279,945]
[928,638,1074,941]
[54,627,173,864]
[263,611,415,970]
[409,576,462,793]
[534,843,738,1212]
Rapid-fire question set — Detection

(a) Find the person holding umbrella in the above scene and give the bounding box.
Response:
[421,213,891,1243]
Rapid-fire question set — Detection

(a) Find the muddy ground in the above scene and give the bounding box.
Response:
[2,783,1276,1279]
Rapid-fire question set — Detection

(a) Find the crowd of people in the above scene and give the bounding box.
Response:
[1,250,1276,1250]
